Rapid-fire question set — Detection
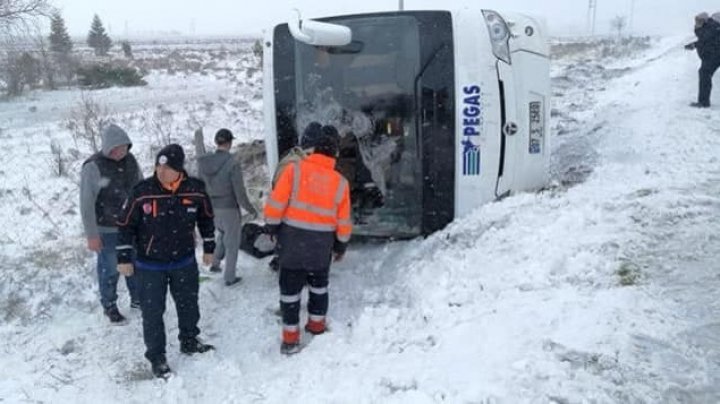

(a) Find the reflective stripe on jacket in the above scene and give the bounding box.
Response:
[264,153,352,242]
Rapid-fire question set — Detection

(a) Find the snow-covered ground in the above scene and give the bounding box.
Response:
[1,37,719,402]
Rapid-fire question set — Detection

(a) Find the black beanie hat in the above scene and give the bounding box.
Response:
[156,143,185,172]
[314,125,340,157]
[300,121,323,149]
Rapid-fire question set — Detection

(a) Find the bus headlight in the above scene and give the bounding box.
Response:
[482,10,511,64]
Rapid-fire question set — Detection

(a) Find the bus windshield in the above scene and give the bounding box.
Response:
[293,15,423,236]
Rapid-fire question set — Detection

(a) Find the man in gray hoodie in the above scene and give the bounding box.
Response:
[197,128,258,286]
[80,124,143,323]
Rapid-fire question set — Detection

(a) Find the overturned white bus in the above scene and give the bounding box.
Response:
[263,9,550,237]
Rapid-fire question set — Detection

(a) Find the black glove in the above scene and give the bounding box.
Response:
[262,224,279,236]
[684,43,696,50]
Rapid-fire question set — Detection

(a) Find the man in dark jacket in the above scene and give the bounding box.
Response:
[685,12,720,108]
[197,128,258,286]
[80,124,142,324]
[264,125,352,355]
[116,144,216,378]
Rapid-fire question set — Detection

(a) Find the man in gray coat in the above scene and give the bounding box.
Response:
[80,124,142,323]
[197,128,258,286]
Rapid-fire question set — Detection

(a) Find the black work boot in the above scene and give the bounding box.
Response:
[225,277,242,287]
[150,355,172,379]
[280,342,301,355]
[180,338,215,355]
[268,256,279,272]
[104,306,127,324]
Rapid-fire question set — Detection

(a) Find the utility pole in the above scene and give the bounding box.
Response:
[399,0,404,11]
[587,0,598,36]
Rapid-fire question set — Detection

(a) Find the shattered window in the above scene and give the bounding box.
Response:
[293,15,423,236]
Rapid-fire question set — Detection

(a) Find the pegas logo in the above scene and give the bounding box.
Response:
[462,85,482,176]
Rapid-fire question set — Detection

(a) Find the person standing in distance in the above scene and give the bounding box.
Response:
[685,12,720,108]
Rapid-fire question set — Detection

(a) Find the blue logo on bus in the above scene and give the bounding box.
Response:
[461,85,482,176]
[462,139,481,175]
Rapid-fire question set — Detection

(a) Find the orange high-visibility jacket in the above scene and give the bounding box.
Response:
[264,153,352,243]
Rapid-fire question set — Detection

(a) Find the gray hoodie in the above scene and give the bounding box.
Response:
[80,124,142,237]
[197,149,257,215]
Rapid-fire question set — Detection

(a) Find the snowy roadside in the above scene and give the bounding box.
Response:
[1,37,719,403]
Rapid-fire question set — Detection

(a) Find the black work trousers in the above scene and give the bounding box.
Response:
[136,263,200,362]
[279,267,329,326]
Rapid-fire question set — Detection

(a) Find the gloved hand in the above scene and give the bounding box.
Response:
[118,263,134,277]
[333,252,345,262]
[684,43,696,50]
[202,254,213,266]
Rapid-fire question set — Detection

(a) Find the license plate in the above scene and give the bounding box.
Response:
[528,101,543,154]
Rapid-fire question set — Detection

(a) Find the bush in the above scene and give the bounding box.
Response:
[76,64,147,88]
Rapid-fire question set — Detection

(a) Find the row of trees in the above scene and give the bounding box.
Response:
[1,1,136,96]
[48,13,115,58]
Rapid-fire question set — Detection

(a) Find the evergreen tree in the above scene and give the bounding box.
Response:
[87,14,112,56]
[49,13,73,55]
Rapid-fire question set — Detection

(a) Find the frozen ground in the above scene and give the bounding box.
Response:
[1,37,719,403]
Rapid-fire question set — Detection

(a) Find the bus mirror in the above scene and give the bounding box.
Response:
[288,12,352,46]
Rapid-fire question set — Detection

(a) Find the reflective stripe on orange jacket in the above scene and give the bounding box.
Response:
[264,153,352,242]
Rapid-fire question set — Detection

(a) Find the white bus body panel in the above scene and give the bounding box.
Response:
[454,9,550,217]
[262,30,279,175]
[452,9,502,218]
[501,52,550,193]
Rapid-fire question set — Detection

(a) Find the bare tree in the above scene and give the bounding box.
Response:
[1,1,53,95]
[66,91,113,153]
[146,104,175,152]
[35,34,55,89]
[49,140,67,177]
[610,15,627,39]
[0,0,53,37]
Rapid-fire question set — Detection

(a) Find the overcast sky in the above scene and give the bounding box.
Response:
[51,0,716,38]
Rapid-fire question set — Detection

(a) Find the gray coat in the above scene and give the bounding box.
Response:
[197,150,257,215]
[80,124,142,237]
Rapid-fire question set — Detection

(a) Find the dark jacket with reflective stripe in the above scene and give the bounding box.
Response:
[116,173,215,266]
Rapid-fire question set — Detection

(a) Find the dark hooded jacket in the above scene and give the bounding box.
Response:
[695,18,720,61]
[80,124,142,237]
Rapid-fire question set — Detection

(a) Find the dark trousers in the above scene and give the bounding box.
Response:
[136,263,200,362]
[699,57,720,106]
[279,268,329,326]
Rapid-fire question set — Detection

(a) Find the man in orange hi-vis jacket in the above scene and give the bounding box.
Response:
[263,123,352,355]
